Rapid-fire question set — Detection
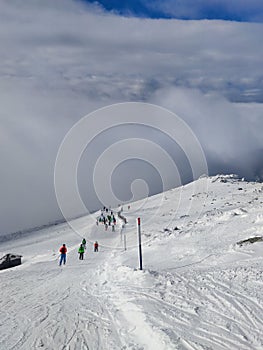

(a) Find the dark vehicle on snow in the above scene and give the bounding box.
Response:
[0,254,22,270]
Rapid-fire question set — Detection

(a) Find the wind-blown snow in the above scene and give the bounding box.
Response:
[0,175,263,349]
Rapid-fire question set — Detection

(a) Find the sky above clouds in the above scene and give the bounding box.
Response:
[0,0,263,236]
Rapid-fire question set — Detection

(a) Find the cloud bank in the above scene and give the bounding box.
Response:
[0,0,262,235]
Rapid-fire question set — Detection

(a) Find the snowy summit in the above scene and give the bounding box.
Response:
[0,175,263,349]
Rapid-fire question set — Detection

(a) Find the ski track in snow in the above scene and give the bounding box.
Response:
[0,176,263,349]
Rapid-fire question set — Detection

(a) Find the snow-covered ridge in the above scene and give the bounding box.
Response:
[0,175,263,349]
[0,219,66,244]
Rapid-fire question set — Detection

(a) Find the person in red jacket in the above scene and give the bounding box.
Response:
[94,241,99,252]
[59,244,67,266]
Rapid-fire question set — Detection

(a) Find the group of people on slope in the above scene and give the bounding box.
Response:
[97,208,117,231]
[59,239,99,266]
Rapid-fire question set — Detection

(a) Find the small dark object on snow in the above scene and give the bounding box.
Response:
[0,253,22,270]
[238,187,243,190]
[237,236,263,247]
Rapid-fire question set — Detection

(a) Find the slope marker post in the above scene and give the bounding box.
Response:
[137,217,143,270]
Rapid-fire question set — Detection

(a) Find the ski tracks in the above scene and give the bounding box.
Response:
[90,262,175,350]
[171,269,263,349]
[0,261,122,350]
[93,260,263,350]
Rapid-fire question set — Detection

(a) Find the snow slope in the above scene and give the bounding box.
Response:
[0,175,263,350]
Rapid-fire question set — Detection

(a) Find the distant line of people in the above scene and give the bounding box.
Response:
[96,204,130,229]
[97,208,117,231]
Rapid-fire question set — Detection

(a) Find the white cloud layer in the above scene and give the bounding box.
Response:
[0,0,263,235]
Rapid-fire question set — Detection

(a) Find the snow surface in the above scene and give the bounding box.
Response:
[1,175,263,350]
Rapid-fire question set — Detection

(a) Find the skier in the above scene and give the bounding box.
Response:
[59,244,67,266]
[94,241,99,252]
[78,244,85,260]
[82,238,86,249]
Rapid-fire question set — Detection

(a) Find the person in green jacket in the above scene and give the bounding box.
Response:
[78,244,85,260]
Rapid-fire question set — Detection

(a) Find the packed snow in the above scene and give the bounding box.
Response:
[0,175,263,350]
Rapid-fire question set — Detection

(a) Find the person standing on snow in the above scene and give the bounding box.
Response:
[59,244,67,266]
[94,241,99,252]
[78,244,85,260]
[82,238,86,249]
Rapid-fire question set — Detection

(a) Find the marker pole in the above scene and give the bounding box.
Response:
[137,217,142,270]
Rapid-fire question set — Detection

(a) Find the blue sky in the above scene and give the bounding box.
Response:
[83,0,263,22]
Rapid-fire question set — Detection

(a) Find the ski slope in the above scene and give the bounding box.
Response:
[0,175,263,350]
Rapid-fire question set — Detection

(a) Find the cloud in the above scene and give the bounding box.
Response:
[1,0,263,102]
[151,87,263,180]
[0,0,263,235]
